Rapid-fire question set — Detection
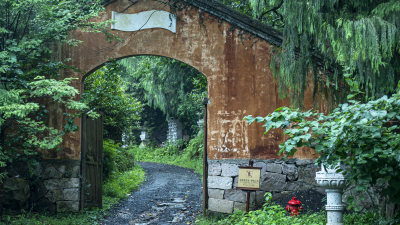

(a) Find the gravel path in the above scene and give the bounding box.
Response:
[101,162,203,225]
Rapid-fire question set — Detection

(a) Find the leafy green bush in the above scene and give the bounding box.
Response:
[103,139,135,179]
[115,147,135,173]
[245,87,400,208]
[102,139,119,179]
[130,138,203,174]
[183,132,203,159]
[216,193,390,225]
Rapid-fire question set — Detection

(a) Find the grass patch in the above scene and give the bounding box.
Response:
[1,165,145,225]
[131,133,204,175]
[103,166,145,199]
[130,145,203,174]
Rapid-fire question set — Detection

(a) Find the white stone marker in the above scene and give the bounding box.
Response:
[315,164,347,225]
[111,10,176,33]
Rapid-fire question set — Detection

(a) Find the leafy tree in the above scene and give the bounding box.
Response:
[244,0,400,106]
[119,56,207,139]
[82,61,142,143]
[218,0,284,28]
[245,81,400,212]
[0,0,107,181]
[241,0,400,216]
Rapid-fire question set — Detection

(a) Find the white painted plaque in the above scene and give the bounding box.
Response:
[111,10,176,33]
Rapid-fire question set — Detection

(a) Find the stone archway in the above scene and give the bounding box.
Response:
[43,0,322,213]
[53,0,318,160]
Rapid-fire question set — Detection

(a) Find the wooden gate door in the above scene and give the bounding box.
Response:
[80,114,103,209]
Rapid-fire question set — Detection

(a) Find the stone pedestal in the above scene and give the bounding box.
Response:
[315,164,347,225]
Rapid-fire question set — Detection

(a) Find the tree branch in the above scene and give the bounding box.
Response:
[259,0,284,22]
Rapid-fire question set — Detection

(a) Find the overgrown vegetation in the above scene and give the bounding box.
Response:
[0,0,109,183]
[132,132,204,174]
[1,167,145,225]
[196,193,397,225]
[222,0,400,106]
[83,62,143,143]
[245,77,400,215]
[102,139,136,179]
[120,56,207,142]
[1,141,145,224]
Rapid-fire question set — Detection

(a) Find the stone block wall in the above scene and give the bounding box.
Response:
[2,159,81,213]
[207,159,324,214]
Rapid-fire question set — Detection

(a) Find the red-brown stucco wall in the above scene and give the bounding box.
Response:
[46,0,319,160]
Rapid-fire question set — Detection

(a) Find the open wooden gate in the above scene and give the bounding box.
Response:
[80,114,103,209]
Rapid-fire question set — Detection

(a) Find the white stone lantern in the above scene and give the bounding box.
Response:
[140,131,146,141]
[315,164,347,225]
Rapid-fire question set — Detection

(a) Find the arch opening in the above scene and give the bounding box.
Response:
[80,55,207,211]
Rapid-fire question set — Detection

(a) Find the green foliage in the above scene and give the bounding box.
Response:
[246,0,400,106]
[1,165,145,225]
[102,140,119,179]
[183,132,204,159]
[102,139,135,179]
[103,165,145,199]
[0,76,88,181]
[0,0,109,181]
[216,206,388,225]
[83,61,142,142]
[119,56,207,138]
[131,135,204,175]
[245,87,400,206]
[213,193,388,225]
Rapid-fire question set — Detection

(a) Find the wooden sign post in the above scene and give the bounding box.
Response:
[237,160,261,213]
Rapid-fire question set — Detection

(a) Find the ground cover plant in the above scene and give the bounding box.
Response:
[195,193,396,225]
[131,132,204,175]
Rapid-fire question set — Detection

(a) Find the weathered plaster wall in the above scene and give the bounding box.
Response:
[48,0,319,160]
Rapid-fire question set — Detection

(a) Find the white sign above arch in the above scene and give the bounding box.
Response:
[111,10,177,33]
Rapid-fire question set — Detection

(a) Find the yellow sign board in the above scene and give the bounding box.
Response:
[238,167,261,190]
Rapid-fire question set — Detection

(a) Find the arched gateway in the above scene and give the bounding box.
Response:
[41,0,322,213]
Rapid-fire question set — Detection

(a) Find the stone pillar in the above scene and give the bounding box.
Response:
[139,130,147,148]
[315,164,347,225]
[167,118,182,143]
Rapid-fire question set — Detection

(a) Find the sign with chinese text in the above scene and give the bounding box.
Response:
[237,166,261,190]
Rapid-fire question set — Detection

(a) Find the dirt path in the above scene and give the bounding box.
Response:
[101,162,203,225]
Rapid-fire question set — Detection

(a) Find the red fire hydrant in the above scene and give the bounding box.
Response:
[286,197,303,216]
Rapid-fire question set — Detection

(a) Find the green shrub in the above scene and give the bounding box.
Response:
[103,139,135,179]
[216,193,393,225]
[103,139,119,179]
[183,132,203,159]
[103,165,145,199]
[129,137,203,174]
[115,147,135,173]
